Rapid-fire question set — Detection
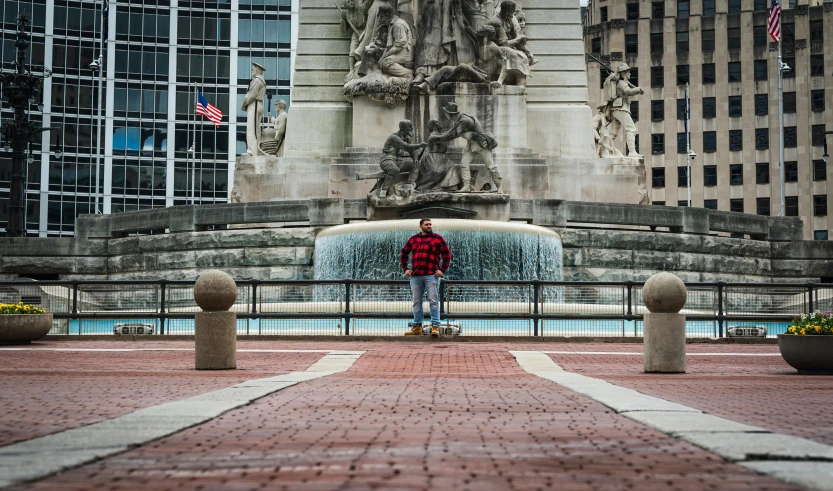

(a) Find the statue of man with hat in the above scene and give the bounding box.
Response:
[437,102,502,194]
[241,62,267,156]
[603,62,644,158]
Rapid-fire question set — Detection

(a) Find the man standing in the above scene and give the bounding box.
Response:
[604,62,644,158]
[400,218,452,337]
[378,120,426,198]
[241,62,266,156]
[438,102,502,193]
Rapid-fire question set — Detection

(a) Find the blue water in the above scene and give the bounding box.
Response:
[53,318,791,338]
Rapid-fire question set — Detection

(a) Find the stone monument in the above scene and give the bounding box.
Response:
[259,99,288,157]
[242,62,266,157]
[232,0,648,212]
[642,272,687,373]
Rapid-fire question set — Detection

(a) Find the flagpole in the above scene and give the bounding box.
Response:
[198,86,203,206]
[186,82,192,205]
[685,82,691,208]
[191,82,197,205]
[777,39,785,216]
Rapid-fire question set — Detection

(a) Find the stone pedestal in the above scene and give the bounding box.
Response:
[195,311,237,369]
[233,154,330,203]
[643,312,686,373]
[367,191,510,221]
[548,156,646,204]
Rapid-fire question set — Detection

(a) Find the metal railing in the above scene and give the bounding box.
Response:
[0,280,828,338]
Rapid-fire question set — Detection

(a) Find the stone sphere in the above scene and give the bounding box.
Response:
[642,272,687,313]
[194,270,238,311]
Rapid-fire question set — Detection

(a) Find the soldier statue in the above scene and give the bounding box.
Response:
[603,62,644,158]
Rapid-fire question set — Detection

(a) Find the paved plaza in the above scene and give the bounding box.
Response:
[1,340,832,490]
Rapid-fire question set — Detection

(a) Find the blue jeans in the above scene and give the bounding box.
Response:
[410,275,440,327]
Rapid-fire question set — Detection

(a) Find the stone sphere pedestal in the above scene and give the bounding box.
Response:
[193,270,238,370]
[642,272,687,373]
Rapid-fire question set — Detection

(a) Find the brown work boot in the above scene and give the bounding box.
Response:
[405,324,422,335]
[431,326,439,337]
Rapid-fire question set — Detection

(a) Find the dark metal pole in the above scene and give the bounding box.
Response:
[716,281,725,338]
[344,279,351,336]
[159,280,166,335]
[532,281,540,336]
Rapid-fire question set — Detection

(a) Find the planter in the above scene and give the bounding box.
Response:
[778,334,833,374]
[0,314,54,344]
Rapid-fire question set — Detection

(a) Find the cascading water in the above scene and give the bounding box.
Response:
[314,219,563,281]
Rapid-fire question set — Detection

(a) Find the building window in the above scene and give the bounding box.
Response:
[651,101,664,121]
[729,96,742,117]
[631,101,639,121]
[753,26,767,47]
[730,199,744,213]
[625,34,638,54]
[633,134,640,154]
[651,66,664,87]
[678,0,690,18]
[651,33,663,53]
[704,165,717,186]
[652,167,666,188]
[815,195,828,216]
[754,60,767,81]
[783,92,796,113]
[782,21,795,43]
[591,38,601,53]
[627,3,640,20]
[754,0,768,10]
[703,0,715,16]
[677,65,689,85]
[810,20,823,43]
[785,196,799,217]
[704,131,717,152]
[677,31,689,52]
[678,200,690,207]
[654,201,666,206]
[783,57,796,79]
[703,98,716,120]
[813,125,826,147]
[727,27,742,49]
[755,128,769,150]
[784,126,797,148]
[755,94,768,116]
[600,6,608,21]
[704,199,718,209]
[814,160,827,181]
[729,130,743,151]
[811,90,825,113]
[652,134,665,154]
[810,55,825,78]
[678,133,687,153]
[756,198,770,216]
[652,1,665,18]
[630,68,639,86]
[728,62,741,82]
[815,230,829,241]
[785,161,798,182]
[678,166,689,187]
[701,29,715,51]
[730,164,744,185]
[756,163,770,184]
[728,0,741,13]
[702,63,716,84]
[677,99,687,120]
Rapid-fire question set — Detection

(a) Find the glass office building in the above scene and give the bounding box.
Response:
[0,0,297,236]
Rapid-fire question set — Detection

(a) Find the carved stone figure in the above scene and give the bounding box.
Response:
[412,0,465,86]
[338,0,370,70]
[241,62,266,156]
[457,0,494,64]
[407,119,462,193]
[378,120,427,198]
[259,99,288,157]
[592,104,622,158]
[489,1,536,66]
[438,102,502,193]
[604,62,644,158]
[353,0,394,61]
[367,5,414,78]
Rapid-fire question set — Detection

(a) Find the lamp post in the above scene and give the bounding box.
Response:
[0,13,52,237]
[777,52,790,216]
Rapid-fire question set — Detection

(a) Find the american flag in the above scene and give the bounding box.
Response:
[196,92,223,127]
[768,0,781,42]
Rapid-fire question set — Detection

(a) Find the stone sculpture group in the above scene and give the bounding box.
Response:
[595,62,644,158]
[241,62,290,158]
[340,0,535,105]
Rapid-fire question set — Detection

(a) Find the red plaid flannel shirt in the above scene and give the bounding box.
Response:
[400,232,452,276]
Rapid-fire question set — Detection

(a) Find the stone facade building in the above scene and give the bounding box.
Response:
[583,0,833,240]
[0,0,297,237]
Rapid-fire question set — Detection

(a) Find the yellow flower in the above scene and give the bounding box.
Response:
[800,328,806,335]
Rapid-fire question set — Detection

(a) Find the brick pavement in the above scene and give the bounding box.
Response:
[546,346,833,447]
[4,342,803,490]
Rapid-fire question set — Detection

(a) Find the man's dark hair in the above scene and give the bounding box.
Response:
[419,218,432,226]
[377,3,395,19]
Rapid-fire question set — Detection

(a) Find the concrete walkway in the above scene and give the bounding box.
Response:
[1,341,829,490]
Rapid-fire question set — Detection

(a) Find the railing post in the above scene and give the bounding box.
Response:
[807,282,814,314]
[716,281,725,338]
[532,281,540,337]
[251,280,259,335]
[344,280,351,336]
[159,280,166,335]
[71,280,79,335]
[439,280,446,319]
[625,280,633,337]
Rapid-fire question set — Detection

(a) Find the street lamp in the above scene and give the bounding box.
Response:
[777,58,790,216]
[90,0,106,215]
[0,13,53,237]
[823,131,832,164]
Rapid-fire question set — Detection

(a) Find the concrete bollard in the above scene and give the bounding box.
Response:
[642,272,687,373]
[193,270,238,370]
